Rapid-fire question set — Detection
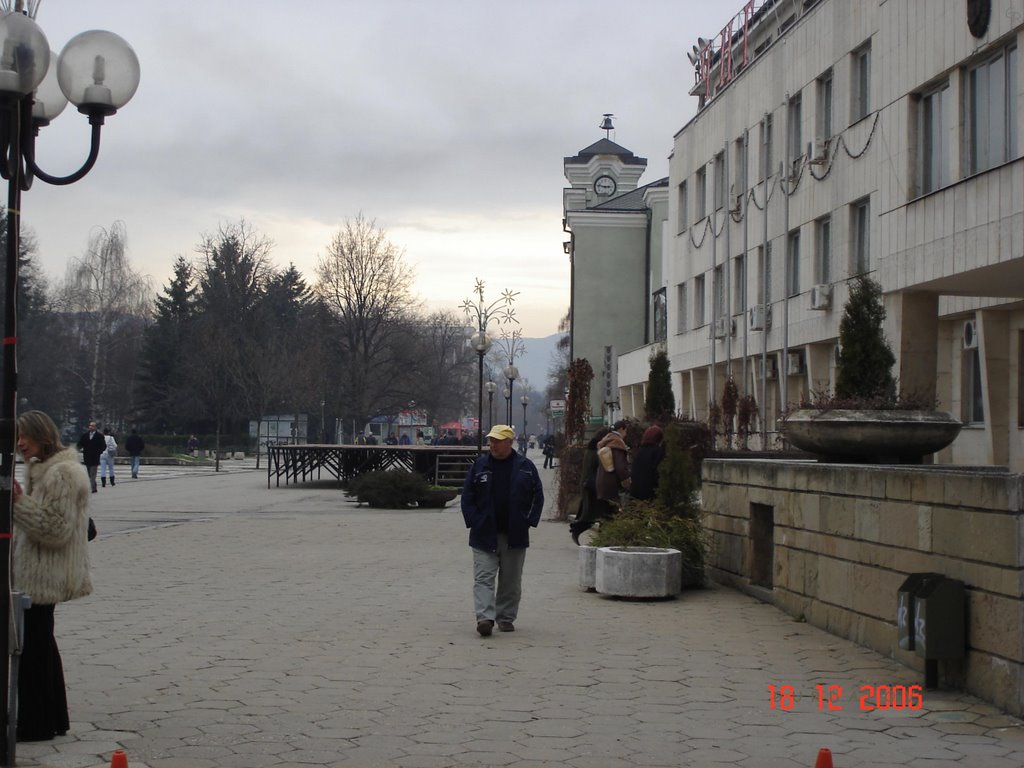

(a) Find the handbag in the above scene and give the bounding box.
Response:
[597,445,615,472]
[88,517,97,541]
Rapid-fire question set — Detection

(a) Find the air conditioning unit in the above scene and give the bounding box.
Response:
[808,137,829,165]
[710,316,736,339]
[962,320,979,350]
[748,304,771,330]
[810,283,833,310]
[757,356,778,380]
[787,352,805,375]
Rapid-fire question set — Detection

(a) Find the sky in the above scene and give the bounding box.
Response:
[19,0,740,337]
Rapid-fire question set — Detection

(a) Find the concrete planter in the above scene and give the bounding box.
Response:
[782,409,962,462]
[595,546,682,599]
[578,546,597,591]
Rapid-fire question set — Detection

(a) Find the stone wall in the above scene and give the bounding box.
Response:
[703,459,1024,716]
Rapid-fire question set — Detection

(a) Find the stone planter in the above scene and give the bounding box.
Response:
[595,546,682,599]
[416,489,458,508]
[782,409,962,462]
[578,546,597,591]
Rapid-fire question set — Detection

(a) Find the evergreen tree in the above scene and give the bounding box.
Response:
[836,275,896,401]
[644,349,675,422]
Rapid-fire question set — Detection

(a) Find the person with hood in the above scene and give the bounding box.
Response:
[13,410,93,741]
[595,419,631,510]
[629,425,665,501]
[461,425,544,636]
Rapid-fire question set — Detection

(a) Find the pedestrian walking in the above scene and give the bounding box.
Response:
[595,419,631,508]
[569,427,611,544]
[125,429,145,479]
[461,425,544,636]
[629,425,664,501]
[99,429,116,487]
[542,434,556,469]
[76,420,105,493]
[13,410,93,742]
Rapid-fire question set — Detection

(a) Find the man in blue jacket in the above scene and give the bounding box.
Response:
[461,424,544,636]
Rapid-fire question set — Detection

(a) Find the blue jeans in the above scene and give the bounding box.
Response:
[131,455,141,477]
[99,452,115,480]
[472,533,527,623]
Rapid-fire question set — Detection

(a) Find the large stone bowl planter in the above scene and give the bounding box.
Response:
[782,409,962,462]
[596,546,682,599]
[578,546,597,591]
[415,489,458,508]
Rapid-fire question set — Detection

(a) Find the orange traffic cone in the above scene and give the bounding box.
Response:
[110,749,128,768]
[814,747,833,768]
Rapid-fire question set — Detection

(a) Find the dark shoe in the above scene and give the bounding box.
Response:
[476,619,494,637]
[131,474,137,479]
[91,488,97,493]
[571,530,580,546]
[110,477,115,486]
[101,478,106,487]
[497,621,515,632]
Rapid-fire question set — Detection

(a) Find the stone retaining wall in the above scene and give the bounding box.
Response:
[703,459,1024,716]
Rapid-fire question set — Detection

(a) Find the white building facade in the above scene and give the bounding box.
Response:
[614,0,1023,468]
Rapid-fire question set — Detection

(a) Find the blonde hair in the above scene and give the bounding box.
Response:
[17,410,64,460]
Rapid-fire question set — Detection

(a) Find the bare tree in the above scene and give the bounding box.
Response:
[313,214,421,433]
[54,221,151,425]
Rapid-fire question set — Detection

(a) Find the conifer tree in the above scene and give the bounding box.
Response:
[644,349,675,421]
[836,275,896,401]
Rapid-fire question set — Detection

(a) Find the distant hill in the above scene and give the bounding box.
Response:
[507,333,566,393]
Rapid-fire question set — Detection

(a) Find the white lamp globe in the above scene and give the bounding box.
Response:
[57,30,139,116]
[0,12,50,97]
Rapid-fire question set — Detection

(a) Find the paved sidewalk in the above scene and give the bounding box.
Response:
[15,458,1024,768]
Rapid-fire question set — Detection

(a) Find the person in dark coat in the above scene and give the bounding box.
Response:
[569,427,610,545]
[76,420,106,493]
[461,424,544,637]
[629,425,664,501]
[124,430,145,479]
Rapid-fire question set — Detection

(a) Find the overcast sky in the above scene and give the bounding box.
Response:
[22,1,739,337]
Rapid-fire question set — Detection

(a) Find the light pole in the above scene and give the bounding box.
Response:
[320,399,326,442]
[0,7,139,763]
[503,385,510,427]
[521,394,529,440]
[494,329,526,425]
[485,380,497,430]
[460,279,518,451]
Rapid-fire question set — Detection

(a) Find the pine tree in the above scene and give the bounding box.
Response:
[644,349,675,421]
[836,275,896,401]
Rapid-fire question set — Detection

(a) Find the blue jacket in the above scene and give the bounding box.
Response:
[461,451,544,552]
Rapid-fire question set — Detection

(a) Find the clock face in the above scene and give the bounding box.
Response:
[594,175,617,196]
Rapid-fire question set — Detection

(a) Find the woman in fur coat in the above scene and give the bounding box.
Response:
[13,410,93,742]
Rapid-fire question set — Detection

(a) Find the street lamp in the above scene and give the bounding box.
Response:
[503,385,510,427]
[485,380,497,429]
[459,279,518,452]
[320,400,326,442]
[521,394,529,440]
[0,8,139,763]
[494,329,526,424]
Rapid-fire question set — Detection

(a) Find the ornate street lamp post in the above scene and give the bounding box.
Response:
[0,6,140,763]
[494,329,526,425]
[460,279,518,451]
[485,380,497,430]
[521,394,529,442]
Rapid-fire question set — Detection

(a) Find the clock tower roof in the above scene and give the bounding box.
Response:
[564,138,648,166]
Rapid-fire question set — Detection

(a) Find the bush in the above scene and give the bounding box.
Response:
[346,470,430,508]
[591,501,709,588]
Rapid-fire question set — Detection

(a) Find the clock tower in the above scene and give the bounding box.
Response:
[563,116,648,212]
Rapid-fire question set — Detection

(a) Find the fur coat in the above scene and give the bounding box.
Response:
[13,447,93,605]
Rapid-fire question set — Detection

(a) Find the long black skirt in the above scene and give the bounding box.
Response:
[17,604,69,742]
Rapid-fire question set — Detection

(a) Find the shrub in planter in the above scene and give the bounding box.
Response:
[346,470,430,508]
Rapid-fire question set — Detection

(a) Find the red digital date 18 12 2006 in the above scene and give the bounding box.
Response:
[767,684,924,712]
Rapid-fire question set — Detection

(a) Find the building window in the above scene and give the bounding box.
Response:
[695,167,707,219]
[919,82,950,193]
[815,216,831,283]
[652,288,667,343]
[967,43,1018,175]
[817,69,833,139]
[965,347,985,424]
[851,198,870,275]
[713,265,725,320]
[761,114,774,179]
[734,253,746,312]
[694,274,706,326]
[852,42,871,122]
[714,151,726,210]
[733,137,746,194]
[788,93,803,162]
[759,242,773,304]
[787,229,800,297]
[676,283,688,333]
[677,180,688,233]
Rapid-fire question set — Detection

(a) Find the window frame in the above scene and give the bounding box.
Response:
[786,229,801,297]
[815,216,832,284]
[851,198,870,275]
[852,42,872,123]
[919,81,950,193]
[966,43,1018,175]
